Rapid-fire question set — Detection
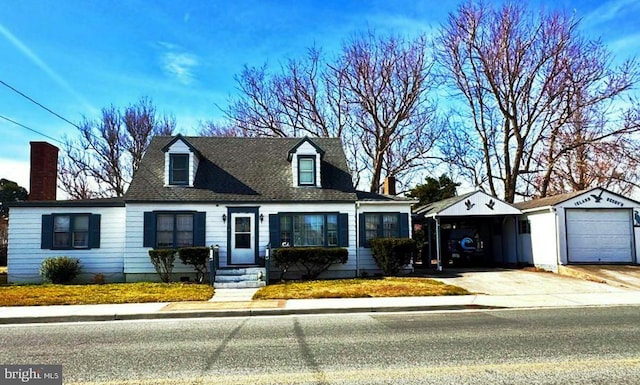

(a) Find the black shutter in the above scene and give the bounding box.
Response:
[399,213,409,238]
[338,213,349,247]
[269,214,280,247]
[193,212,206,246]
[143,212,156,248]
[359,213,366,247]
[89,214,101,249]
[41,215,53,249]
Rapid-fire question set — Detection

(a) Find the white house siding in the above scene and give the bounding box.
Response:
[124,202,358,281]
[356,202,414,276]
[7,206,126,283]
[519,210,559,272]
[124,202,227,281]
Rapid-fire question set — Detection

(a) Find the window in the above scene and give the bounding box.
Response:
[143,211,206,248]
[360,213,409,247]
[298,156,315,186]
[234,217,251,249]
[53,214,89,248]
[293,214,325,246]
[169,154,189,185]
[41,214,100,250]
[271,213,347,247]
[156,213,194,248]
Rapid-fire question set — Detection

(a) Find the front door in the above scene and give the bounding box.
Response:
[230,213,255,264]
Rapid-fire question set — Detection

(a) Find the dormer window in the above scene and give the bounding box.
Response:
[298,156,316,186]
[169,154,189,185]
[162,134,200,187]
[288,137,324,188]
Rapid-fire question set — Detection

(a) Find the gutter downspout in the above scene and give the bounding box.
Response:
[553,207,561,269]
[355,202,360,277]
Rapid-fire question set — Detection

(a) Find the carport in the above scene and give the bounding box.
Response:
[413,191,522,271]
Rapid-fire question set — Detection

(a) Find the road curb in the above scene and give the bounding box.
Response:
[0,304,503,325]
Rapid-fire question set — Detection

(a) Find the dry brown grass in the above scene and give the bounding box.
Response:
[0,282,214,306]
[253,277,469,300]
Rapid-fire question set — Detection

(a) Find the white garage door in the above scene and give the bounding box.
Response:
[566,209,634,263]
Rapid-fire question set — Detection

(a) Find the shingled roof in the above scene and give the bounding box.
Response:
[125,136,358,202]
[513,190,586,211]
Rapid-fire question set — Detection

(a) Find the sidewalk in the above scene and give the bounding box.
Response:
[1,289,640,325]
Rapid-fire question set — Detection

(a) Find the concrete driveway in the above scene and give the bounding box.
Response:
[559,265,640,290]
[429,268,634,296]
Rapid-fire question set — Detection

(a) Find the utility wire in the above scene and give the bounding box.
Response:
[0,114,65,145]
[0,79,81,130]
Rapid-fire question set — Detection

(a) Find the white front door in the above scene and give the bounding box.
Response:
[230,213,255,264]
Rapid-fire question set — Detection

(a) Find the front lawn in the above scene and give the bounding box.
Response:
[0,282,214,306]
[253,277,469,299]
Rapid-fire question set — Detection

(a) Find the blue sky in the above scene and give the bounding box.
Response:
[1,0,639,192]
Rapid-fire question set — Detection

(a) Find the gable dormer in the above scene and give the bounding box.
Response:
[288,137,325,188]
[161,134,199,187]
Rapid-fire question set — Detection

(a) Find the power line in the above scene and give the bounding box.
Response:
[0,79,81,130]
[0,114,65,145]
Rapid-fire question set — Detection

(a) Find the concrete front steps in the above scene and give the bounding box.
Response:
[213,267,267,289]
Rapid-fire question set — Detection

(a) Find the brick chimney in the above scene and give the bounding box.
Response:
[382,176,397,196]
[29,142,58,201]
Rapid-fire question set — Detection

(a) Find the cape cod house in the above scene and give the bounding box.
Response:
[7,136,414,286]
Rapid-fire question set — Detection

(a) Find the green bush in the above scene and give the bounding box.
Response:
[39,256,82,284]
[178,247,209,283]
[369,238,417,275]
[148,249,176,283]
[272,247,348,280]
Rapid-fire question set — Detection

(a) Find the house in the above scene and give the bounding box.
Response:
[515,188,640,272]
[7,136,415,286]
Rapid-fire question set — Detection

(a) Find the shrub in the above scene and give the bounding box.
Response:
[178,247,209,283]
[369,238,417,276]
[148,249,176,283]
[272,247,348,280]
[39,256,82,284]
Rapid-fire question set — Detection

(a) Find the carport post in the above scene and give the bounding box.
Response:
[435,217,442,272]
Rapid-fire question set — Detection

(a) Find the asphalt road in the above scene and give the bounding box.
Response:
[0,307,639,385]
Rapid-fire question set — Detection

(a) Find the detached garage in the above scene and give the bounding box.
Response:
[516,188,640,271]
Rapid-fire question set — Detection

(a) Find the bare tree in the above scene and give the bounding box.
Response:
[60,97,175,199]
[217,32,439,192]
[435,2,639,202]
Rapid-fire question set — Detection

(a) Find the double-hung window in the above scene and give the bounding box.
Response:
[360,213,409,247]
[53,214,89,248]
[169,154,189,185]
[156,213,194,248]
[298,156,315,186]
[41,213,101,250]
[143,211,206,248]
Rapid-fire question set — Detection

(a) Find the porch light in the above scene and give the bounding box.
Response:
[260,213,264,223]
[222,214,227,223]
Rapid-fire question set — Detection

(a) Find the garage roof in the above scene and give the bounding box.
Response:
[515,187,640,212]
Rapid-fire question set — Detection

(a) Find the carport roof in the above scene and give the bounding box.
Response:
[413,190,521,218]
